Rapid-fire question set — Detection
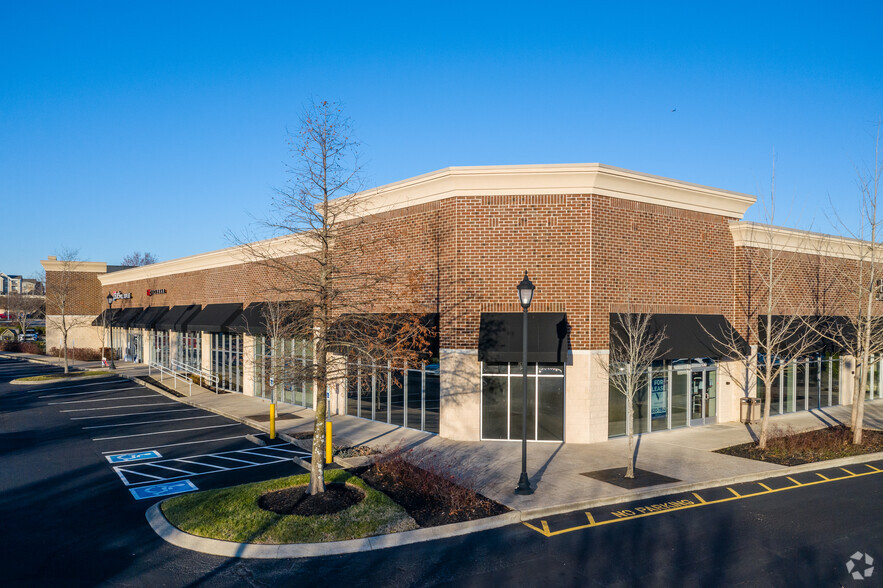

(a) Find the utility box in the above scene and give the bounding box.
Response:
[740,397,761,424]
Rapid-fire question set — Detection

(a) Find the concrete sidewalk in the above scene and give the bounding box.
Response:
[6,352,883,519]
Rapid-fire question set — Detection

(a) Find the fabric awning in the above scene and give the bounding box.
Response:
[185,303,243,333]
[91,308,121,326]
[154,304,201,331]
[609,313,740,361]
[113,307,143,328]
[131,306,169,329]
[478,312,570,363]
[228,301,312,336]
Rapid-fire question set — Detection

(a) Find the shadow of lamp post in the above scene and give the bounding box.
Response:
[515,271,535,495]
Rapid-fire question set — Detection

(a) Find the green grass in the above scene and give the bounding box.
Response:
[16,370,114,381]
[161,469,417,544]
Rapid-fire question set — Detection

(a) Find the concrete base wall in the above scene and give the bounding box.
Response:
[242,335,256,397]
[439,349,481,441]
[44,315,104,351]
[564,351,610,443]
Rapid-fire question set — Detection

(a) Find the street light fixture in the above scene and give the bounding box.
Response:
[515,271,535,495]
[106,293,116,370]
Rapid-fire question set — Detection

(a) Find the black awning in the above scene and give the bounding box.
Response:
[155,304,201,331]
[228,301,312,336]
[757,315,850,354]
[478,313,570,363]
[131,306,169,329]
[91,308,121,326]
[185,303,243,333]
[610,313,740,361]
[114,307,143,328]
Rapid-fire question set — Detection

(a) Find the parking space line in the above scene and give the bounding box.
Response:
[61,402,176,412]
[786,476,801,486]
[727,487,740,497]
[49,395,155,405]
[210,455,263,465]
[70,408,199,420]
[115,468,166,485]
[175,458,228,470]
[99,435,250,454]
[39,387,142,398]
[92,423,239,441]
[817,472,829,480]
[27,379,125,393]
[840,467,855,475]
[82,414,221,430]
[758,482,772,491]
[145,463,199,476]
[692,492,706,504]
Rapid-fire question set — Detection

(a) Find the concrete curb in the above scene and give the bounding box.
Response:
[517,450,883,521]
[146,502,522,559]
[145,449,883,559]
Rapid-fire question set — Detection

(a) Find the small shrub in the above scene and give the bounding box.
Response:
[19,341,45,355]
[371,444,485,516]
[0,340,21,352]
[48,347,108,361]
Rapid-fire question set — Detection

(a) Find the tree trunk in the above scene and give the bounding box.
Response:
[625,398,635,479]
[62,331,69,374]
[308,319,328,495]
[758,359,774,449]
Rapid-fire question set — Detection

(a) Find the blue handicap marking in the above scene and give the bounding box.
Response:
[106,450,162,463]
[130,479,198,500]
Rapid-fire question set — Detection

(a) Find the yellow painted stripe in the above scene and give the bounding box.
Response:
[816,473,829,480]
[522,464,883,538]
[840,467,855,476]
[758,482,772,491]
[727,487,741,497]
[866,464,881,472]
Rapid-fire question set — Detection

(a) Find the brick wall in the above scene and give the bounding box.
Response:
[45,270,105,316]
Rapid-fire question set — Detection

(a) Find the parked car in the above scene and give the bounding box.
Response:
[19,329,38,342]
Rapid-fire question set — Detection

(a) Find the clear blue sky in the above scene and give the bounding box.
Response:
[2,2,882,278]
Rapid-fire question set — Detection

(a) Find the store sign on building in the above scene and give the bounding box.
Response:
[111,291,132,301]
[147,288,167,296]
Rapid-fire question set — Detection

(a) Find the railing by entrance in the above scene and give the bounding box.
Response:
[147,359,219,396]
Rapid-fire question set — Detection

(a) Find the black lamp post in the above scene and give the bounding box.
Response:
[515,271,535,495]
[106,293,116,370]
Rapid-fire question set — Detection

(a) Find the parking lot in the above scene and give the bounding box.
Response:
[1,355,308,501]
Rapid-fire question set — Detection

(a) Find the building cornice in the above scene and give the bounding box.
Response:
[730,221,877,261]
[40,259,108,273]
[98,234,315,286]
[342,164,756,219]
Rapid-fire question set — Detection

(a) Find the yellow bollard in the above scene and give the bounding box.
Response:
[269,403,276,440]
[326,421,332,464]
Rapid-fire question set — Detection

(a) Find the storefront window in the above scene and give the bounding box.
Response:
[346,359,440,434]
[211,333,243,393]
[480,362,564,441]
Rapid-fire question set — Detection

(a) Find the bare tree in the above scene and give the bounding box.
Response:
[121,251,157,267]
[7,291,43,342]
[44,249,90,373]
[239,100,434,494]
[823,124,883,445]
[603,308,667,478]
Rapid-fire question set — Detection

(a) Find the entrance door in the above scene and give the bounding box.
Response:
[690,368,717,426]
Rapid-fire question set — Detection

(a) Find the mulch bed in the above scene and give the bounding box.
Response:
[354,463,509,527]
[716,425,883,466]
[258,483,364,516]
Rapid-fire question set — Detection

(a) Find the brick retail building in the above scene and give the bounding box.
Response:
[41,164,883,444]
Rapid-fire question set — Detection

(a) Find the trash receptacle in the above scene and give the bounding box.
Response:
[740,397,760,424]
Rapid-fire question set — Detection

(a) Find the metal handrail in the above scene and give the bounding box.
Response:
[148,360,193,396]
[170,359,220,391]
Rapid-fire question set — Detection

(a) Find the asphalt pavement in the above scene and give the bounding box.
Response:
[2,354,882,586]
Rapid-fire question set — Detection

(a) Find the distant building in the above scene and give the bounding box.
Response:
[0,273,23,295]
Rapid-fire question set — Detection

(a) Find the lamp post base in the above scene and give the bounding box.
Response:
[514,472,533,495]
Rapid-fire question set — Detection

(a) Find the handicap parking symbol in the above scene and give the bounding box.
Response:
[130,480,198,500]
[106,450,162,463]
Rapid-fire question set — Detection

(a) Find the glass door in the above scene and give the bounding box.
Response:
[690,368,717,426]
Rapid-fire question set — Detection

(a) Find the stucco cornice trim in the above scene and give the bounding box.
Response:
[98,234,315,286]
[730,221,879,261]
[41,260,107,273]
[343,164,756,219]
